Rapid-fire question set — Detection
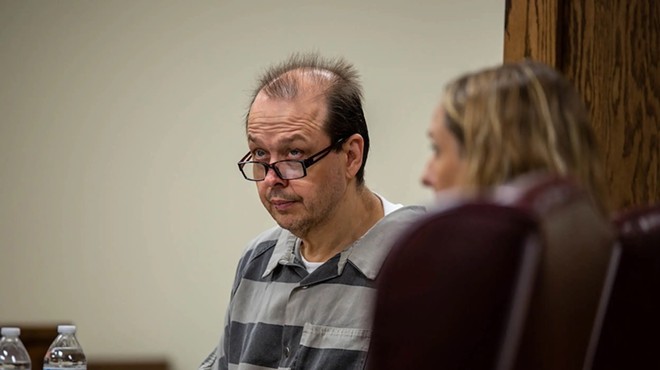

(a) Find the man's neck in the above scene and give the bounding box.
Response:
[300,188,384,263]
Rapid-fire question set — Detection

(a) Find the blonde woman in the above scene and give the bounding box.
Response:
[368,61,614,370]
[420,60,608,214]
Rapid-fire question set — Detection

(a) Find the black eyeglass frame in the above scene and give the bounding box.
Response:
[237,138,347,181]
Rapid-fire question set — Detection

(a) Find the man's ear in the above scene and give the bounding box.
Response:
[343,134,364,180]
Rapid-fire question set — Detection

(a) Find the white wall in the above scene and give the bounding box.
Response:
[0,1,503,369]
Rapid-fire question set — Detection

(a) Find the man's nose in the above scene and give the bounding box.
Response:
[263,166,287,186]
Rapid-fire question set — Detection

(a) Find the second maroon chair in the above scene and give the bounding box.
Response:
[590,203,660,370]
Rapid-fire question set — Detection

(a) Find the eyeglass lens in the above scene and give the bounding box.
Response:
[243,161,304,180]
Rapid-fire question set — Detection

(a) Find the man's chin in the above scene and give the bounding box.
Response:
[272,215,305,235]
[271,213,293,228]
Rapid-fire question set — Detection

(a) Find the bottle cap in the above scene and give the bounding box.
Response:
[1,327,20,336]
[57,325,77,334]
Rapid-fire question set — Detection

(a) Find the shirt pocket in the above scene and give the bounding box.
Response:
[292,323,371,370]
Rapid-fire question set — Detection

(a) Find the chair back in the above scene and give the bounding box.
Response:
[591,203,660,370]
[492,174,615,370]
[368,202,540,370]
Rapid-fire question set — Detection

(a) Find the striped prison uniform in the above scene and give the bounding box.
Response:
[199,202,424,370]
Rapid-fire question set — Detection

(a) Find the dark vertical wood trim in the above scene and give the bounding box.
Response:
[562,0,659,210]
[504,0,562,66]
[505,0,659,210]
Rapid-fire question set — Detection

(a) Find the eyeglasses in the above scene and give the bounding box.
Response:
[237,138,346,181]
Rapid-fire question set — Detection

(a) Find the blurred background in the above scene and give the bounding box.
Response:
[0,1,504,369]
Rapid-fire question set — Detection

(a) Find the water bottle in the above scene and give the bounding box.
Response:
[0,327,32,370]
[43,325,86,370]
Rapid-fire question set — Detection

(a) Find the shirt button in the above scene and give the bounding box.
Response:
[284,346,290,357]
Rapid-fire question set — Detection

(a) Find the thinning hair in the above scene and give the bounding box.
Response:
[441,60,609,213]
[246,53,370,186]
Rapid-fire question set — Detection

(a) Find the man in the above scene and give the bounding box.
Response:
[200,53,423,370]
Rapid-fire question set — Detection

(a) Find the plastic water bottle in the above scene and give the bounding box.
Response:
[43,325,86,370]
[0,327,32,370]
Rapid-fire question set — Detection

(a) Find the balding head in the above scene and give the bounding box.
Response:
[245,53,371,186]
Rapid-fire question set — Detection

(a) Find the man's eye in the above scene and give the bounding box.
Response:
[289,149,302,157]
[253,149,267,159]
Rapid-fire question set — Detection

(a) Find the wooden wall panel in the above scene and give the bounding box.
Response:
[562,0,659,210]
[505,0,659,211]
[504,0,561,66]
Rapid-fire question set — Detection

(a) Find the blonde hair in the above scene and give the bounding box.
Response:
[441,60,608,213]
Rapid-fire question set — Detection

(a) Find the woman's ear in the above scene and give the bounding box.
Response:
[343,134,364,180]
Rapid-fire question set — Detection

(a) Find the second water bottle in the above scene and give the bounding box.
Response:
[43,325,86,370]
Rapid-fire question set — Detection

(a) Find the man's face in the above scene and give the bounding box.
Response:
[246,91,347,237]
[420,105,466,194]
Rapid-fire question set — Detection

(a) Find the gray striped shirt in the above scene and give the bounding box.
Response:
[199,202,424,370]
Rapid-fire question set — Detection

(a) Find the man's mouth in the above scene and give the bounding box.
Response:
[270,198,296,211]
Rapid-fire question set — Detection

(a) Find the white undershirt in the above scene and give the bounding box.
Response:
[300,193,403,273]
[300,254,324,274]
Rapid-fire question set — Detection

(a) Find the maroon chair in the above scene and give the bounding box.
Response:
[368,202,540,370]
[590,203,660,370]
[368,174,615,370]
[495,175,615,370]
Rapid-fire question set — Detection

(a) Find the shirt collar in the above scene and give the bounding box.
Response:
[262,230,299,278]
[342,208,413,279]
[261,205,423,280]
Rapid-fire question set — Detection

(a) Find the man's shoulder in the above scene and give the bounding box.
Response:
[382,204,426,223]
[375,192,426,224]
[365,204,426,244]
[232,225,289,285]
[241,224,286,259]
[347,204,426,280]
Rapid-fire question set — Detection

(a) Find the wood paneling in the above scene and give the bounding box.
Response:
[504,0,561,66]
[562,0,659,210]
[504,0,659,211]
